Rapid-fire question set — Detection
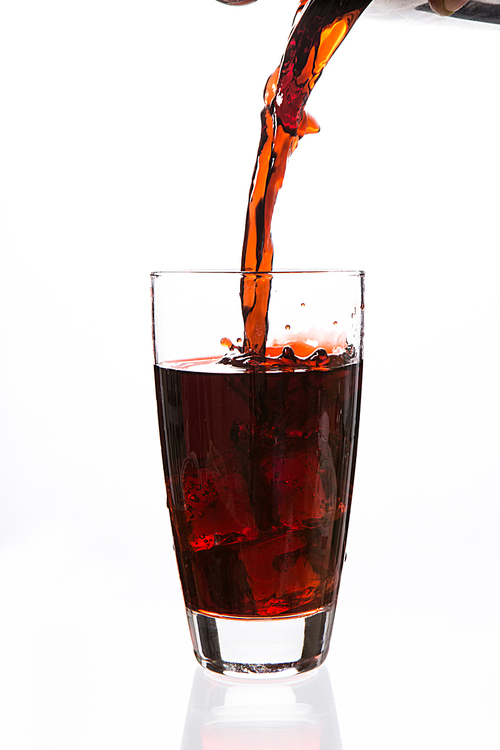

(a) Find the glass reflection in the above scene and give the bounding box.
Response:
[181,665,342,750]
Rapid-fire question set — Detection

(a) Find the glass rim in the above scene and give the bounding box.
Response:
[151,269,365,277]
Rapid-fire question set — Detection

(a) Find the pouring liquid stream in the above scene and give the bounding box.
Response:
[239,0,372,359]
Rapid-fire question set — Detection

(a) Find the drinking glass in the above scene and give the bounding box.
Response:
[152,270,364,677]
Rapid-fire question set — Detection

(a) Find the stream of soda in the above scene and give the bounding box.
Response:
[239,0,371,356]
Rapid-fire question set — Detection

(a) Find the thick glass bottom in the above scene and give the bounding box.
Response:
[186,606,336,678]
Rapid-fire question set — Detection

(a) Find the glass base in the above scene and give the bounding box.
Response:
[186,606,336,678]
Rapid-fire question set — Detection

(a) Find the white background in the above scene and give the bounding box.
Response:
[1,1,499,748]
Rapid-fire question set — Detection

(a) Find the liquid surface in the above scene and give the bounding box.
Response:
[155,359,362,617]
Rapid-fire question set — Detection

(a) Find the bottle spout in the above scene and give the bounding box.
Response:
[366,0,500,23]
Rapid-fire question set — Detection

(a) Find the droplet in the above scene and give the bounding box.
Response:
[220,337,233,348]
[285,324,290,330]
[307,348,329,366]
[300,302,305,307]
[280,346,297,362]
[236,338,242,343]
[333,320,338,326]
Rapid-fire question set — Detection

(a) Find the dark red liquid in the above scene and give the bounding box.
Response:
[155,359,362,618]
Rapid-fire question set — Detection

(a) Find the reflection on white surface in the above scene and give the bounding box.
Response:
[181,665,341,750]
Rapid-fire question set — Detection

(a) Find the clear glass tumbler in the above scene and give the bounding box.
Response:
[152,270,364,677]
